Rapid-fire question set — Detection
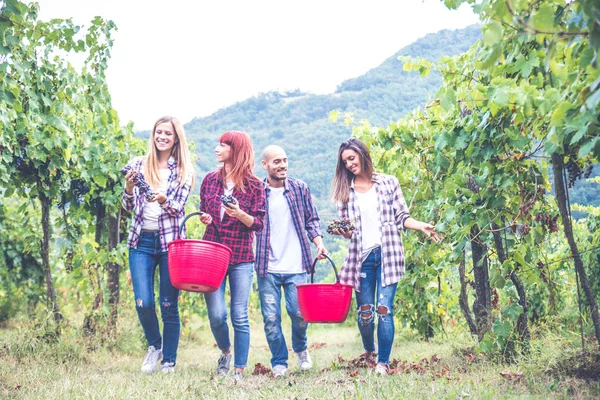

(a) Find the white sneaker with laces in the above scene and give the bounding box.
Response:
[232,370,244,382]
[216,352,232,375]
[296,349,312,371]
[272,364,288,377]
[161,362,175,374]
[374,362,388,376]
[140,346,162,374]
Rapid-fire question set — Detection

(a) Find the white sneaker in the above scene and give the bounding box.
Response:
[216,352,232,375]
[374,363,388,376]
[140,346,162,374]
[296,349,312,371]
[272,364,288,377]
[232,370,244,382]
[161,362,175,374]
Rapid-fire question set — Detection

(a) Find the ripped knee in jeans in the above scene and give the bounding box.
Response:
[358,304,375,326]
[377,304,391,322]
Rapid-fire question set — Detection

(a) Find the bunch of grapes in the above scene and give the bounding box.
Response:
[220,194,237,207]
[120,165,156,201]
[466,176,480,194]
[519,223,531,236]
[13,147,33,176]
[326,218,356,235]
[583,159,593,179]
[565,146,583,188]
[534,212,559,233]
[537,261,548,283]
[71,179,90,205]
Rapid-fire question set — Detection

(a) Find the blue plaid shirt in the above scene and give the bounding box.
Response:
[122,156,193,252]
[255,177,323,277]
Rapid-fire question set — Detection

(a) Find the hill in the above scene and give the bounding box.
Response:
[183,24,482,215]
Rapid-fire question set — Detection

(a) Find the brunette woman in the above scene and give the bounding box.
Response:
[330,138,441,375]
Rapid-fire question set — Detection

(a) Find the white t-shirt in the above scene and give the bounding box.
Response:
[220,182,235,220]
[267,187,303,274]
[142,168,170,231]
[355,185,381,260]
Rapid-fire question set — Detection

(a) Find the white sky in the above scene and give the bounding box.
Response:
[35,0,478,130]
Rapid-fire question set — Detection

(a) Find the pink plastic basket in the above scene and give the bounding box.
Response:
[168,212,231,292]
[296,255,353,323]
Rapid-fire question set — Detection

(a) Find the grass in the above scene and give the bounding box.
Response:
[1,310,599,399]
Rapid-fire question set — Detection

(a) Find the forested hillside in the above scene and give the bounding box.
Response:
[182,25,482,213]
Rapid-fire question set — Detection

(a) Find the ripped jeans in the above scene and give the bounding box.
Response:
[355,247,398,364]
[129,231,180,365]
[258,272,308,368]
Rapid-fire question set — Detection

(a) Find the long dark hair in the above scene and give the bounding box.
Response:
[330,138,374,204]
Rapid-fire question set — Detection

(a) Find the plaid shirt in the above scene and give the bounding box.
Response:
[337,173,411,291]
[122,156,193,252]
[199,170,266,265]
[255,177,323,277]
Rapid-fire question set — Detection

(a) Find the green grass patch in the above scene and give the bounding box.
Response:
[1,311,599,399]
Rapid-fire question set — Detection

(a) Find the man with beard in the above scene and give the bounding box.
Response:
[255,145,327,377]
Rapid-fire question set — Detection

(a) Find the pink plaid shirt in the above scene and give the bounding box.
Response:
[337,173,411,291]
[199,170,266,265]
[122,157,193,252]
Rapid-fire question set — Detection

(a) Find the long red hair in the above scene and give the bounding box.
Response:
[218,130,259,191]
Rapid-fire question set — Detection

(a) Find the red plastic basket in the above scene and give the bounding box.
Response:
[168,212,231,293]
[297,254,353,323]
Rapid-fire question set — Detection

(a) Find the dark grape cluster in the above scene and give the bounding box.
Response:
[466,176,480,194]
[534,212,559,233]
[519,223,531,236]
[121,165,156,201]
[71,179,90,206]
[326,218,356,235]
[220,194,237,207]
[583,159,593,179]
[564,146,586,188]
[13,145,33,176]
[537,261,548,283]
[491,287,499,310]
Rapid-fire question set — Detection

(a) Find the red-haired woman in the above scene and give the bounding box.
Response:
[198,130,265,381]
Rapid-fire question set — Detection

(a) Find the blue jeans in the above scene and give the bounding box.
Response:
[204,262,254,369]
[258,272,308,368]
[355,247,398,364]
[129,231,180,365]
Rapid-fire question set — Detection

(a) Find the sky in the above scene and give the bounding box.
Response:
[35,0,479,130]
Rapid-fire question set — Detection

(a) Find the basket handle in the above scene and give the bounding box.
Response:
[177,211,222,242]
[310,254,340,284]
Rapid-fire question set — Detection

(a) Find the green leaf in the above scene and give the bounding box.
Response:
[493,319,512,338]
[513,251,527,268]
[492,87,509,106]
[579,138,599,158]
[532,4,555,32]
[503,304,524,322]
[481,44,502,69]
[550,102,572,127]
[483,22,504,46]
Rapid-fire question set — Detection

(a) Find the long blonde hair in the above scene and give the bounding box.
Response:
[330,138,374,204]
[144,116,195,189]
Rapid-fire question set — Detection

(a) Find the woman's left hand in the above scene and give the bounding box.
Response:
[149,192,167,204]
[421,223,443,244]
[222,200,245,220]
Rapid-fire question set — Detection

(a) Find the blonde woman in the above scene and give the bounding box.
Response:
[122,116,195,374]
